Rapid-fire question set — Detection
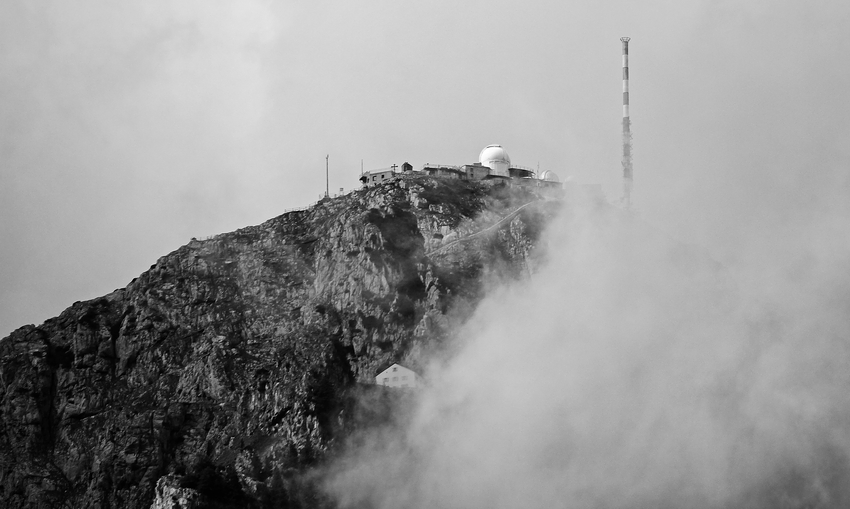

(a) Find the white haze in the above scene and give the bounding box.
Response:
[326,189,850,508]
[1,0,847,504]
[324,4,850,504]
[2,0,847,340]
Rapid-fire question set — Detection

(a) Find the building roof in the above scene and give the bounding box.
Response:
[479,144,511,167]
[375,363,415,377]
[539,170,560,182]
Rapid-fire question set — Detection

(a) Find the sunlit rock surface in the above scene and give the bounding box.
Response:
[0,176,562,509]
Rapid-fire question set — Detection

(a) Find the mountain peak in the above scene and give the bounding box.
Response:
[0,174,564,508]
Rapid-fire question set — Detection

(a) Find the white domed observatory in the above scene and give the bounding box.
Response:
[478,144,511,177]
[538,170,560,183]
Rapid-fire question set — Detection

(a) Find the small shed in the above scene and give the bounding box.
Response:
[509,167,535,179]
[462,164,491,180]
[423,165,464,180]
[375,363,418,388]
[360,168,395,186]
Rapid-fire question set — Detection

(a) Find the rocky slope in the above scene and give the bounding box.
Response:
[0,175,564,508]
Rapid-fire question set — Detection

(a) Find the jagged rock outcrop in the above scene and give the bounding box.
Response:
[0,175,563,508]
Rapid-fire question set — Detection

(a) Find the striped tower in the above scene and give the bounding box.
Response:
[621,37,633,207]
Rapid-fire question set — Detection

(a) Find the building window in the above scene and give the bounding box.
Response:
[393,377,398,381]
[383,378,389,385]
[402,376,407,380]
[392,367,397,372]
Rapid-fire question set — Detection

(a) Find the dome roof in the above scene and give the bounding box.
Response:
[479,144,511,167]
[539,170,560,182]
[478,144,511,177]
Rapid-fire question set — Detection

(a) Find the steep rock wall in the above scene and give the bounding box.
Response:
[0,176,562,509]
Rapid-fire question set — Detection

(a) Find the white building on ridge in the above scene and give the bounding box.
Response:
[376,363,418,388]
[478,144,511,177]
[359,145,563,191]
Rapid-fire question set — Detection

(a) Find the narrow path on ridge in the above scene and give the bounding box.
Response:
[425,200,540,257]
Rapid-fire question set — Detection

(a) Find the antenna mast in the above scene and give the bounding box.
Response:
[325,155,329,198]
[621,37,633,208]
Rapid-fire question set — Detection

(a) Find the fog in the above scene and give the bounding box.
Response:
[321,3,850,505]
[6,0,847,336]
[3,1,849,505]
[326,190,850,507]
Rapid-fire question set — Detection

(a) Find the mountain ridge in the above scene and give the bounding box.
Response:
[0,175,566,508]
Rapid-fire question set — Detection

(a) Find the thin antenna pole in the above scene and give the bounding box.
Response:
[325,155,329,198]
[621,37,633,207]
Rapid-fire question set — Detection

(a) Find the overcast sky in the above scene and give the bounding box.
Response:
[1,0,848,336]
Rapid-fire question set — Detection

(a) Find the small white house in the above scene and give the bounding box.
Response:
[375,363,418,388]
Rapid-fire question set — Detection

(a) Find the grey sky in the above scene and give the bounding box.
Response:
[1,0,848,336]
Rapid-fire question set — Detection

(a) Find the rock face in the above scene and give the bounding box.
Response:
[0,175,562,509]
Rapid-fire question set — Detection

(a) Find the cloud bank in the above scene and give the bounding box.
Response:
[326,181,850,508]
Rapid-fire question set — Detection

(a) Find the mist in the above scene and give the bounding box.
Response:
[1,0,848,505]
[325,184,850,508]
[3,0,847,340]
[323,3,850,505]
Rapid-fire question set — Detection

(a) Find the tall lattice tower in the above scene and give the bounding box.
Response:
[621,37,633,207]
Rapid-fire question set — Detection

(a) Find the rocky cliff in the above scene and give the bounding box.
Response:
[0,175,564,508]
